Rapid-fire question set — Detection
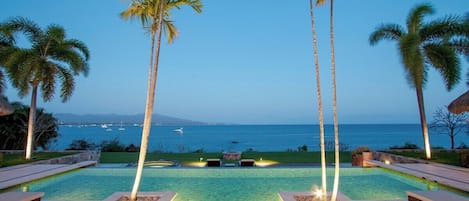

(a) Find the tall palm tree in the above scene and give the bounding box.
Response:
[321,0,341,200]
[120,0,202,200]
[309,0,327,198]
[369,3,468,159]
[0,17,89,159]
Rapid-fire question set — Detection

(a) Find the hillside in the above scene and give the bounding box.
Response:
[55,113,206,125]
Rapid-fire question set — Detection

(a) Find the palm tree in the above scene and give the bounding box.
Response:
[120,0,202,200]
[312,1,341,200]
[309,0,327,198]
[0,17,89,160]
[321,0,340,200]
[369,3,468,159]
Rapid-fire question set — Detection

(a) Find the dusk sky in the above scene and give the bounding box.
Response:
[1,0,468,124]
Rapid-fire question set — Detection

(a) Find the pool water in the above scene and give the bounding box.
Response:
[10,167,441,201]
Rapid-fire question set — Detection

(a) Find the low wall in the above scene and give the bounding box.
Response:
[373,151,423,164]
[33,151,100,165]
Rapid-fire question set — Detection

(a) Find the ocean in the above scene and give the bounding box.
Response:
[49,124,467,152]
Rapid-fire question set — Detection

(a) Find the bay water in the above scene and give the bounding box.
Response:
[50,124,467,152]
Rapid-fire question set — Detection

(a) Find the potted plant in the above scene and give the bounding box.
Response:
[351,146,372,167]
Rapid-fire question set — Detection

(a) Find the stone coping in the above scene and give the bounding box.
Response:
[407,190,469,201]
[103,192,177,201]
[0,161,97,190]
[278,191,351,201]
[0,192,44,201]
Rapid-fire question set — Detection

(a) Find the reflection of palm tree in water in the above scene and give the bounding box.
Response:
[177,131,186,152]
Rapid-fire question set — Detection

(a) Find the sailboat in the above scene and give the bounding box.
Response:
[172,128,183,134]
[118,121,125,131]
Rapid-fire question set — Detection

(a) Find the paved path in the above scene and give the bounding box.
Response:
[367,160,469,192]
[0,161,97,190]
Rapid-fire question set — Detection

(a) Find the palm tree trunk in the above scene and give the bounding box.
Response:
[309,0,327,198]
[450,133,454,150]
[415,87,431,159]
[329,0,340,200]
[130,1,165,201]
[25,85,37,160]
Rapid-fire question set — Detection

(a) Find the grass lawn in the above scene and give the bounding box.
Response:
[100,151,352,165]
[385,151,461,166]
[1,152,76,167]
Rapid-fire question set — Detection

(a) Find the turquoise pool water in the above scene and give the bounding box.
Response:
[10,167,442,201]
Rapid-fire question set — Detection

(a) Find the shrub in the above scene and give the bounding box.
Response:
[432,146,446,150]
[459,150,469,167]
[193,148,205,153]
[297,145,308,152]
[457,143,468,149]
[67,139,96,150]
[390,142,420,149]
[0,153,3,167]
[125,144,140,152]
[100,139,125,152]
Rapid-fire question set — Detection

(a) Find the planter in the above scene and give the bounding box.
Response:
[352,151,372,167]
[103,192,177,201]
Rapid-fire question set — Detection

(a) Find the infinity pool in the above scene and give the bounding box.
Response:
[8,167,443,201]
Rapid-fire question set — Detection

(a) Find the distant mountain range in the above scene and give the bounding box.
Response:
[55,113,207,125]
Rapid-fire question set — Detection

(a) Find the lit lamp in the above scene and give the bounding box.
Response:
[384,160,391,165]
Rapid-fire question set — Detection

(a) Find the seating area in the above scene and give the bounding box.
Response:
[206,159,222,167]
[239,159,255,167]
[205,152,256,167]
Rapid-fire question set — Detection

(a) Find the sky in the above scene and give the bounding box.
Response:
[1,0,468,125]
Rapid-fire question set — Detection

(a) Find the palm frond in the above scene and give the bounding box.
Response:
[49,40,89,76]
[120,0,157,29]
[64,39,90,60]
[406,3,433,34]
[0,70,5,94]
[4,17,42,43]
[315,0,326,6]
[399,34,425,88]
[56,65,75,102]
[423,43,460,90]
[369,24,404,45]
[163,20,178,43]
[40,62,56,102]
[448,38,469,57]
[420,15,467,41]
[45,25,66,43]
[167,0,202,13]
[0,25,15,47]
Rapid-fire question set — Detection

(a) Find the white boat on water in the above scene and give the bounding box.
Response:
[118,121,125,131]
[101,124,108,129]
[173,128,183,134]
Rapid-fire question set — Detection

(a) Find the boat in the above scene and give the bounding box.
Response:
[118,121,125,131]
[101,124,108,129]
[173,128,183,134]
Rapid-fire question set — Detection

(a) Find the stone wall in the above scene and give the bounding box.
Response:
[373,151,423,164]
[33,151,100,165]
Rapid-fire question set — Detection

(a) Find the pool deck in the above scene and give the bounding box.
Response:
[367,160,469,192]
[0,160,97,190]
